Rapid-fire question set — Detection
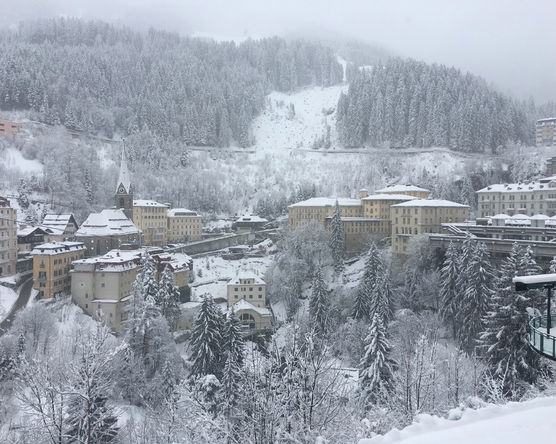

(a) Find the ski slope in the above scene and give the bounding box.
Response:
[359,397,556,444]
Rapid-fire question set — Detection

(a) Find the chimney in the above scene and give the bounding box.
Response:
[360,188,369,199]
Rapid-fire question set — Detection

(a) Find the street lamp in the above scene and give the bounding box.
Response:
[513,274,556,335]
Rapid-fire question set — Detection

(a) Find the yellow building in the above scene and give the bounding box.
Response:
[0,119,19,136]
[133,200,169,246]
[288,187,424,254]
[167,208,202,242]
[31,241,86,299]
[0,196,17,276]
[391,199,469,254]
[536,117,556,147]
[227,272,272,329]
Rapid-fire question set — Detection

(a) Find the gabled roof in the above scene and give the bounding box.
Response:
[231,298,272,317]
[17,226,49,237]
[75,209,141,237]
[41,214,77,232]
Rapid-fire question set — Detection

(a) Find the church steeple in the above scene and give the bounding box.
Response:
[115,140,134,221]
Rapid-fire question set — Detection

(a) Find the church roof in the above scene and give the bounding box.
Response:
[116,145,131,194]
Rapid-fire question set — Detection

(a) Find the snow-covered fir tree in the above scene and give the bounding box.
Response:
[220,307,245,413]
[352,243,383,320]
[189,295,225,379]
[359,313,396,406]
[458,242,494,351]
[155,266,182,330]
[439,241,461,339]
[330,200,344,274]
[309,265,329,335]
[17,179,30,210]
[480,242,541,398]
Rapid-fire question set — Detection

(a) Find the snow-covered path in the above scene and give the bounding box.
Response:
[360,397,556,444]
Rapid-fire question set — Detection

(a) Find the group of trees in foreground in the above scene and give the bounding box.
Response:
[1,225,556,442]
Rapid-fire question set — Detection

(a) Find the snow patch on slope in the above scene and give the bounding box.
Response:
[3,148,43,174]
[359,397,556,444]
[252,84,348,153]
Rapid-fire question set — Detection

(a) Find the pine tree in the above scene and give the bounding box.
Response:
[439,241,461,339]
[459,242,494,351]
[480,242,540,398]
[329,200,344,274]
[17,179,30,210]
[221,307,245,412]
[352,243,383,320]
[189,295,224,379]
[155,266,182,330]
[309,266,329,335]
[359,313,396,406]
[84,168,93,205]
[519,246,544,310]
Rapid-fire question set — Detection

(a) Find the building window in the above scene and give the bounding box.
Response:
[101,283,105,288]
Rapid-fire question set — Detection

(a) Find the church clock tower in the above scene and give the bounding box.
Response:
[115,140,134,221]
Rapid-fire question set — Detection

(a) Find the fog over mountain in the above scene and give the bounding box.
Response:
[2,0,554,103]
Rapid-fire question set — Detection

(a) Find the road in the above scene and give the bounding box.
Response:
[0,278,33,335]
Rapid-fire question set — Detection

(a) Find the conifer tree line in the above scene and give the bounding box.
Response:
[0,17,342,146]
[439,236,550,399]
[336,57,536,151]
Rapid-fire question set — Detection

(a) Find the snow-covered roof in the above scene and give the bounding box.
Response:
[133,199,168,208]
[228,272,265,286]
[31,241,86,255]
[231,298,272,317]
[42,214,75,230]
[337,217,381,222]
[289,197,362,208]
[391,199,468,208]
[477,176,556,193]
[73,249,140,266]
[537,117,556,123]
[236,214,268,223]
[116,145,131,194]
[375,184,429,193]
[17,226,49,237]
[362,193,418,201]
[513,274,556,285]
[168,208,201,217]
[75,209,141,237]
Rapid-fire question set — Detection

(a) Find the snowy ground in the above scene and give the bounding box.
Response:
[359,397,556,444]
[0,284,18,322]
[3,147,43,175]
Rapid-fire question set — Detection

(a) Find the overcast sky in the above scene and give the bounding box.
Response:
[4,0,556,102]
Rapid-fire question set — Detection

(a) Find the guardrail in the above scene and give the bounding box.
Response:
[529,314,556,360]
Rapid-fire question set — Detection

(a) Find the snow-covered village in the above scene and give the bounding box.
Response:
[1,2,556,443]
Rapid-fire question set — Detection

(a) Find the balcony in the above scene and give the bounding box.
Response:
[529,315,556,360]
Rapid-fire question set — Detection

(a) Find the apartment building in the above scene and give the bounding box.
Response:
[391,199,469,254]
[133,200,169,246]
[71,249,139,331]
[476,176,556,218]
[227,272,272,329]
[71,246,192,330]
[0,197,17,276]
[167,208,202,242]
[41,214,79,242]
[0,119,19,136]
[31,241,86,298]
[288,187,425,253]
[75,209,142,257]
[536,117,556,148]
